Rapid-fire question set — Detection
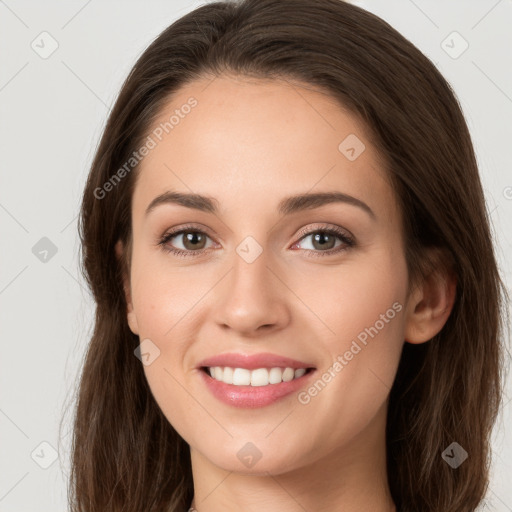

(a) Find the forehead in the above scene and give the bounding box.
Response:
[132,75,396,223]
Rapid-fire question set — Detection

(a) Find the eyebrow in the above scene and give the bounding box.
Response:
[145,190,375,220]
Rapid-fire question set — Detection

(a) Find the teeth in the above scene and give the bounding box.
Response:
[269,367,283,384]
[207,366,308,386]
[223,366,233,384]
[250,368,267,386]
[233,368,251,385]
[282,367,295,382]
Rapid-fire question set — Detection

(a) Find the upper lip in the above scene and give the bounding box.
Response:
[197,352,316,370]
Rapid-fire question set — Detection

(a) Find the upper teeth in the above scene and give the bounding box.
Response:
[208,367,307,386]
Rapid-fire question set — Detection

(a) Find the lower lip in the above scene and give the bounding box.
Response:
[198,368,316,408]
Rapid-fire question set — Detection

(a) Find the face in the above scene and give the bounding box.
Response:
[121,75,412,474]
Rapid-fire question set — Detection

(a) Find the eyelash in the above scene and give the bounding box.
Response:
[157,223,355,258]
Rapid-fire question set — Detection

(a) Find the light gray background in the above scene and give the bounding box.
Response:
[0,1,511,510]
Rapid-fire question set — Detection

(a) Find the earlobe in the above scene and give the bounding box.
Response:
[115,240,139,336]
[404,264,457,344]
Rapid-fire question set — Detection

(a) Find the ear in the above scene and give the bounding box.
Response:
[115,240,139,336]
[404,251,457,344]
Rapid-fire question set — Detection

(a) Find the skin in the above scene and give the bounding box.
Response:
[117,75,456,512]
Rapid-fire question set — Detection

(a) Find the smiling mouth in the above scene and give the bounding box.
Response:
[201,366,315,387]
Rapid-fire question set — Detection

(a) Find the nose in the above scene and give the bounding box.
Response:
[213,246,291,337]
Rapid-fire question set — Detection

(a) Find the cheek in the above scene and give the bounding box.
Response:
[291,247,407,351]
[129,249,203,338]
[129,252,199,437]
[285,260,406,451]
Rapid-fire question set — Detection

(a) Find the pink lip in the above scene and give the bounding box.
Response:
[197,352,316,370]
[198,367,316,408]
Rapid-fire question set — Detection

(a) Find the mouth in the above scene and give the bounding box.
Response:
[196,352,317,408]
[198,363,317,408]
[200,366,316,387]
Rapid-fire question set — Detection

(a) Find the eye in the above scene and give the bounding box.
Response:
[291,225,355,257]
[158,224,216,257]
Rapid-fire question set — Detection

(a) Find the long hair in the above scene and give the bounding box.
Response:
[70,1,508,510]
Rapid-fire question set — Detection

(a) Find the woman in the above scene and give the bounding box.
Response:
[70,0,507,510]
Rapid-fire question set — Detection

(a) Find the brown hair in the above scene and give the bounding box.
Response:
[69,0,508,510]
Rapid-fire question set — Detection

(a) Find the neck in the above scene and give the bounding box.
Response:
[188,403,396,512]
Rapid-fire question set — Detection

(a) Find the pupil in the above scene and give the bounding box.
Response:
[314,232,334,250]
[184,232,205,249]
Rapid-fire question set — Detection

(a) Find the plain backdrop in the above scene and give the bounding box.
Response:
[0,1,511,510]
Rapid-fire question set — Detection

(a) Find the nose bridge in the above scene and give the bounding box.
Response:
[230,239,276,308]
[214,236,289,334]
[232,240,271,296]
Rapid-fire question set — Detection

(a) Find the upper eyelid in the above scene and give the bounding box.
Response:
[295,224,353,240]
